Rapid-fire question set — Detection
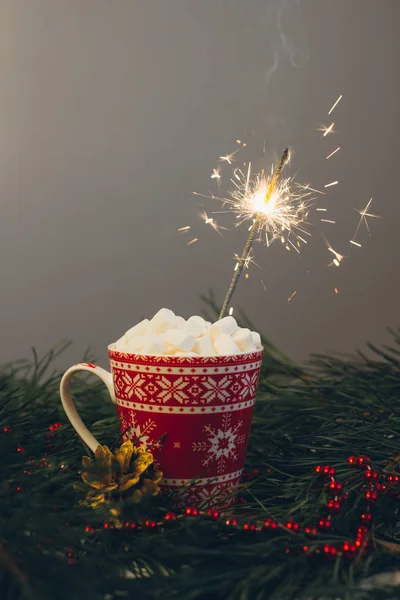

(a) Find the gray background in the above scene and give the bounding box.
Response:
[0,0,399,369]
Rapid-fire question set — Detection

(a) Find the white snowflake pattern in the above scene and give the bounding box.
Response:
[192,414,246,474]
[201,375,232,404]
[114,371,147,401]
[239,372,259,400]
[120,412,157,449]
[157,376,190,404]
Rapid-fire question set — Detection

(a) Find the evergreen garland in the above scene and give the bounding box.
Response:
[1,300,400,599]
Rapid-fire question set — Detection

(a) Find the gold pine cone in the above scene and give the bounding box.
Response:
[74,440,163,513]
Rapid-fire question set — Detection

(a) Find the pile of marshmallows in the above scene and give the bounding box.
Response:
[112,308,262,356]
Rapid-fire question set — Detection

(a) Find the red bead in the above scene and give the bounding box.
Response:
[357,456,370,466]
[16,446,26,453]
[322,465,335,475]
[364,470,379,480]
[85,526,95,533]
[103,523,109,529]
[185,507,199,517]
[360,512,373,524]
[318,518,331,530]
[242,522,256,532]
[327,500,341,514]
[304,526,318,536]
[3,426,12,433]
[357,525,368,536]
[303,545,309,553]
[164,512,177,521]
[206,508,220,520]
[314,465,322,473]
[144,520,157,529]
[323,544,337,556]
[285,548,290,553]
[365,490,378,501]
[386,474,400,484]
[16,486,22,493]
[285,520,300,532]
[347,456,357,465]
[263,518,278,530]
[328,481,343,492]
[375,483,387,491]
[342,542,357,557]
[225,519,238,527]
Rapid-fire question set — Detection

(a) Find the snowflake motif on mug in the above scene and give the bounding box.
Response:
[119,412,157,449]
[201,375,232,404]
[157,376,190,404]
[192,414,246,474]
[239,371,259,400]
[113,370,147,401]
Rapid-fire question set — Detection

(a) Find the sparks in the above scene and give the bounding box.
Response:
[350,240,362,247]
[352,198,381,241]
[334,287,339,294]
[219,150,238,165]
[210,162,314,245]
[316,208,327,212]
[211,168,221,179]
[288,291,297,302]
[326,147,341,160]
[199,211,225,234]
[324,181,338,188]
[324,237,344,267]
[186,238,198,246]
[319,122,335,137]
[228,307,234,315]
[321,219,336,224]
[328,95,343,115]
[177,225,191,232]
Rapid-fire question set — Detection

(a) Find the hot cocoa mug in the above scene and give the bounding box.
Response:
[60,346,263,508]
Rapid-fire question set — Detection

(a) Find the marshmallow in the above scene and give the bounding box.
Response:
[126,336,147,353]
[188,315,207,327]
[185,318,205,338]
[174,316,186,329]
[162,329,196,352]
[213,334,241,355]
[251,331,262,349]
[148,308,175,334]
[125,319,149,339]
[114,336,129,352]
[139,335,167,355]
[193,335,216,356]
[210,316,239,342]
[232,328,256,353]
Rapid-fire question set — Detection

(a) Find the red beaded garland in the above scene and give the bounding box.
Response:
[360,512,373,524]
[318,518,331,530]
[164,512,177,521]
[364,470,379,480]
[185,507,199,517]
[242,522,256,532]
[285,520,300,532]
[263,518,278,530]
[365,490,378,501]
[327,500,341,514]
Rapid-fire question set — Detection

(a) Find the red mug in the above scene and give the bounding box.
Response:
[60,346,263,508]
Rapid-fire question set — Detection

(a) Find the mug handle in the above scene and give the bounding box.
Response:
[60,362,116,453]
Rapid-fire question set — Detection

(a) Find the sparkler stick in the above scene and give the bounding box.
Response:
[219,148,289,319]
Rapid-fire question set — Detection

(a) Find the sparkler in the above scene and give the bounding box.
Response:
[219,148,291,319]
